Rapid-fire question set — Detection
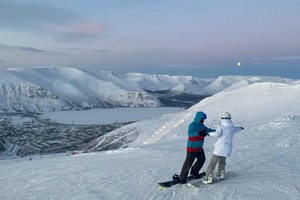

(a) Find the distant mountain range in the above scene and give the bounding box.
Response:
[0,66,297,112]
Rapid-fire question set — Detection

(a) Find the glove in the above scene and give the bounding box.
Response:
[199,130,208,137]
[241,127,244,130]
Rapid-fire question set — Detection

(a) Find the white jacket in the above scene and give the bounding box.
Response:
[209,119,243,157]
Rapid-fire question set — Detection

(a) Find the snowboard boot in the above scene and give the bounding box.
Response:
[192,174,203,179]
[190,171,202,179]
[202,174,213,184]
[218,170,225,180]
[172,174,186,184]
[190,167,202,179]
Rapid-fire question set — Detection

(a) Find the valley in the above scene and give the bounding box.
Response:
[0,112,131,158]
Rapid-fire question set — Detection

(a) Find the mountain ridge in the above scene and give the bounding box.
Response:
[0,66,297,112]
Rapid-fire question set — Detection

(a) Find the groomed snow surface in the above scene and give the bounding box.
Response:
[1,81,300,200]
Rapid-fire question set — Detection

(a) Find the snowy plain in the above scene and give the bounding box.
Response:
[0,80,300,200]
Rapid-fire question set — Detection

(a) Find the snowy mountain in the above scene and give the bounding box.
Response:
[81,81,300,151]
[204,75,295,94]
[0,67,160,112]
[120,72,215,94]
[1,79,299,200]
[0,66,296,112]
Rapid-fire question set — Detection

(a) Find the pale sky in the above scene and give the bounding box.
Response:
[0,0,299,78]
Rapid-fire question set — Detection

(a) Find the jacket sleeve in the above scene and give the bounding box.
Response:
[204,125,216,133]
[208,126,222,137]
[234,126,243,133]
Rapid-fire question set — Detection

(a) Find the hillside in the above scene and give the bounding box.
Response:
[82,81,300,150]
[1,67,160,112]
[1,80,299,200]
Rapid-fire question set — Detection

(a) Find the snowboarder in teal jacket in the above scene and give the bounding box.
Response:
[173,111,216,184]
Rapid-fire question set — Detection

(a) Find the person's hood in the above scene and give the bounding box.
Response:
[194,111,206,122]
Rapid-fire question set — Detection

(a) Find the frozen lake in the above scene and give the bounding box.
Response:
[41,107,184,125]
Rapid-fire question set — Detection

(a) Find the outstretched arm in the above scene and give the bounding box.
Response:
[208,127,222,137]
[205,126,216,133]
[234,126,244,133]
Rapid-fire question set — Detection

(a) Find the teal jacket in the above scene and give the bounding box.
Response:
[187,112,215,152]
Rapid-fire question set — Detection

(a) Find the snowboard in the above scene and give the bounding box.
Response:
[158,172,206,188]
[189,171,236,188]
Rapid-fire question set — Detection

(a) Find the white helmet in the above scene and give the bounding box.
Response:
[221,112,231,119]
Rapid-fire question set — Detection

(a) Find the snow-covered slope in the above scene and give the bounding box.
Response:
[86,70,142,92]
[204,76,295,94]
[83,81,300,150]
[120,72,215,93]
[169,78,213,94]
[1,80,299,200]
[0,83,69,111]
[1,67,160,112]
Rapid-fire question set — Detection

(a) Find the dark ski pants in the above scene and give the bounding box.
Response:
[179,150,205,182]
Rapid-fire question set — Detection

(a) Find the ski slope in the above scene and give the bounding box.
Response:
[0,81,300,200]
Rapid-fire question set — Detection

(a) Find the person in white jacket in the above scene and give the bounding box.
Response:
[203,112,244,184]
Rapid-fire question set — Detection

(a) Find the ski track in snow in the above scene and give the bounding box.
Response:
[1,116,300,200]
[144,107,197,145]
[1,124,300,200]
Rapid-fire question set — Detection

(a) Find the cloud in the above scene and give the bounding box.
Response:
[0,44,46,52]
[69,22,109,35]
[55,22,110,42]
[0,0,81,30]
[254,56,300,65]
[60,48,110,53]
[162,64,209,68]
[0,1,109,42]
[270,56,300,61]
